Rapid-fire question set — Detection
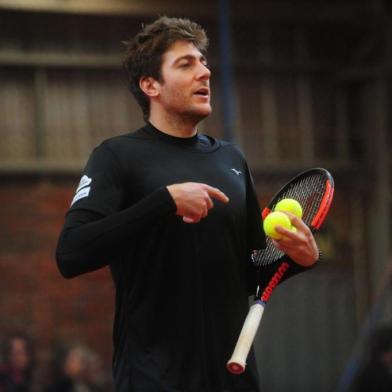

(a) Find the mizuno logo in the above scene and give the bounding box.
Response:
[260,261,290,302]
[231,168,242,175]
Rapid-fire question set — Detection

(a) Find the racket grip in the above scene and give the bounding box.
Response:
[226,301,265,374]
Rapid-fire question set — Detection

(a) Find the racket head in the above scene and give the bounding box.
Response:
[227,169,334,375]
[253,168,334,269]
[227,168,334,375]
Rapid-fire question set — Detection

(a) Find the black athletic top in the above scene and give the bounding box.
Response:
[56,122,266,392]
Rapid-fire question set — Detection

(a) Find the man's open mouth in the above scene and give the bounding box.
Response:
[194,88,209,97]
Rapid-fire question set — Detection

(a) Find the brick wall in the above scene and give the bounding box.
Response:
[0,176,115,388]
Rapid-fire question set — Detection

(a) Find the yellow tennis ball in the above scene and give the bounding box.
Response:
[263,211,292,240]
[275,198,303,219]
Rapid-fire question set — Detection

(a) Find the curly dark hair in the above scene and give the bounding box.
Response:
[122,16,209,119]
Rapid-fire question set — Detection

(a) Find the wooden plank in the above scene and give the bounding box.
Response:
[363,79,390,297]
[33,68,47,159]
[0,0,216,18]
[0,50,120,68]
[295,30,314,162]
[259,30,279,165]
[0,49,340,73]
[0,0,376,24]
[0,160,85,174]
[350,195,370,324]
[336,89,350,161]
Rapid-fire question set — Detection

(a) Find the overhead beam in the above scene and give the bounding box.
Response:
[232,2,379,24]
[0,0,379,23]
[337,64,392,82]
[0,0,216,18]
[0,50,120,68]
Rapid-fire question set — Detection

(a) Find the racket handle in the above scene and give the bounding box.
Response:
[226,301,265,374]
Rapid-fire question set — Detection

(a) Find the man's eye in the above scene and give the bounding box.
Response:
[179,63,190,68]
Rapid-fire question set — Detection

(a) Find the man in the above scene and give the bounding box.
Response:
[56,16,319,391]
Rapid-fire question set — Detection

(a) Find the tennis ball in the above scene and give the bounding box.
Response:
[274,198,303,219]
[263,211,292,240]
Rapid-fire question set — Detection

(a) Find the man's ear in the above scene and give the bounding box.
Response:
[139,76,160,97]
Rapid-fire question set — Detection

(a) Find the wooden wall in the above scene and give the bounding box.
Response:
[0,4,391,390]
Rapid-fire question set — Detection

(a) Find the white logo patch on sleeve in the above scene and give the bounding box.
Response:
[71,186,91,206]
[76,175,92,193]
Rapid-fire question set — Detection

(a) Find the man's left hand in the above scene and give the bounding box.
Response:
[272,212,319,267]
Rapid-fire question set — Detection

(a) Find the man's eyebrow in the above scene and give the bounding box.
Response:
[173,54,207,64]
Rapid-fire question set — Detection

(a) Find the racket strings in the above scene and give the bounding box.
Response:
[280,174,326,226]
[253,173,329,267]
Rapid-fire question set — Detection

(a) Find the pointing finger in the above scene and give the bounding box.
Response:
[203,185,229,203]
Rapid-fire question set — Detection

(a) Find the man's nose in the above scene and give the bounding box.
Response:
[196,63,211,80]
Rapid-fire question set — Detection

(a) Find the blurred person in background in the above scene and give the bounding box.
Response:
[83,349,109,392]
[350,324,392,392]
[0,333,35,392]
[44,342,92,392]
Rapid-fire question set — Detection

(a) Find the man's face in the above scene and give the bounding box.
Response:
[155,40,211,122]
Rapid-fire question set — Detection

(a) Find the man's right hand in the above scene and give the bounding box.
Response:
[166,182,229,223]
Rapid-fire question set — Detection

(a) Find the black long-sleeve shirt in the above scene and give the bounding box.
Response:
[56,123,265,391]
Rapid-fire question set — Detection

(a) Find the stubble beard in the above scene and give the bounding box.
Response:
[181,95,212,125]
[161,86,212,129]
[183,106,211,125]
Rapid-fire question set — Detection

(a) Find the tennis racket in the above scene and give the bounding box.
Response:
[227,167,334,374]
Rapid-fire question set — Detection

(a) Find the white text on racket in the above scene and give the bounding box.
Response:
[260,261,290,302]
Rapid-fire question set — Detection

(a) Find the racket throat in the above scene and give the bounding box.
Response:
[257,261,290,302]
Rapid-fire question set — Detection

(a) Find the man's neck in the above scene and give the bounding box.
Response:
[148,112,199,138]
